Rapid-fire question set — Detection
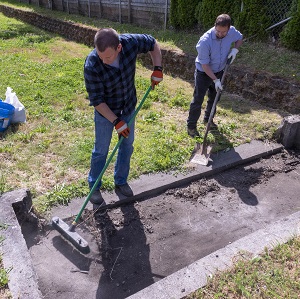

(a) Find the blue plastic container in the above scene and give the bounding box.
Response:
[0,100,15,132]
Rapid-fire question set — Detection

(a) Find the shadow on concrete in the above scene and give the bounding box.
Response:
[52,234,92,272]
[213,159,260,206]
[94,203,156,298]
[209,127,258,206]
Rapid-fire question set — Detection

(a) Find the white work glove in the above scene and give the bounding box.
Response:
[213,78,223,91]
[227,48,239,64]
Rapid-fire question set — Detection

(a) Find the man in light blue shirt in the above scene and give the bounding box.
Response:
[187,14,243,137]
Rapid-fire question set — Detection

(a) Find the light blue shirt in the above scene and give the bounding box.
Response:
[195,26,243,73]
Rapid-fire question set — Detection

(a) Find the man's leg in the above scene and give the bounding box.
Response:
[88,110,113,191]
[114,110,135,186]
[204,83,217,121]
[187,70,212,130]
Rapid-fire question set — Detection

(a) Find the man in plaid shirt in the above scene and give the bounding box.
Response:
[84,28,163,206]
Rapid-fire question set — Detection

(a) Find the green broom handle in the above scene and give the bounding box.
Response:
[72,86,152,225]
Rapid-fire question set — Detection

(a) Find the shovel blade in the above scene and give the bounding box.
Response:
[190,144,212,166]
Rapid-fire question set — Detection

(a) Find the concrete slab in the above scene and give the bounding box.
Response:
[128,210,300,299]
[1,140,296,299]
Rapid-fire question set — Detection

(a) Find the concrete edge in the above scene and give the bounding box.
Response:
[0,189,43,299]
[127,210,300,299]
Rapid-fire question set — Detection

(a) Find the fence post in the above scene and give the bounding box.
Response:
[164,0,168,30]
[48,0,53,10]
[99,0,102,18]
[128,0,131,23]
[119,0,122,23]
[88,0,91,17]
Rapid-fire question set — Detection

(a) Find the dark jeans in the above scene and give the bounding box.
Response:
[187,69,223,129]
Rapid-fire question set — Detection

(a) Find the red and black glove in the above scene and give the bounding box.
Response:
[151,66,163,90]
[113,118,130,138]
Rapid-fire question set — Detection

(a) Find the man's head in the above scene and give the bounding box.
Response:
[214,14,231,39]
[94,28,122,65]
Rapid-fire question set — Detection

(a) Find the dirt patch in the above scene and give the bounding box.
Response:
[84,150,300,240]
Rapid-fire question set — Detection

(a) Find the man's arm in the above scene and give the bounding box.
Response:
[149,41,163,89]
[202,64,217,81]
[228,39,243,64]
[149,41,162,67]
[95,103,129,137]
[95,103,118,123]
[202,64,223,91]
[234,39,243,50]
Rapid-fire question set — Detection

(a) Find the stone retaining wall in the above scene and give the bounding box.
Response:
[1,4,299,114]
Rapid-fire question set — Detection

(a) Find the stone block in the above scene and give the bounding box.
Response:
[275,115,300,149]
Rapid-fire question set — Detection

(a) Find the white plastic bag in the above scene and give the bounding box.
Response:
[4,87,26,123]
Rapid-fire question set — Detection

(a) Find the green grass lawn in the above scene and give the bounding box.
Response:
[185,236,300,299]
[0,10,285,213]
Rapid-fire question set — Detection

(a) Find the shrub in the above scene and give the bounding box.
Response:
[170,0,180,28]
[235,0,271,40]
[170,0,198,29]
[196,0,240,30]
[280,0,300,51]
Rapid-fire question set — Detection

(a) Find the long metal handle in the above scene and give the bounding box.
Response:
[201,57,232,150]
[72,86,152,225]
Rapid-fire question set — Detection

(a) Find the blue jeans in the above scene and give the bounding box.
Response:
[187,69,223,129]
[88,110,135,190]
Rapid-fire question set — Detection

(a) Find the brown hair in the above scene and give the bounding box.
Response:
[94,28,120,52]
[215,14,231,28]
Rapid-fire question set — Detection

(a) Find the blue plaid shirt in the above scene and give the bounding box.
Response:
[84,34,156,117]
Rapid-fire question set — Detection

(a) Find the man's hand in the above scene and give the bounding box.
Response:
[213,78,223,91]
[113,118,130,138]
[227,48,239,64]
[151,66,163,89]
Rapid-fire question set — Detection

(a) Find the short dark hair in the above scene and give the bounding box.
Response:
[215,14,231,28]
[94,28,120,52]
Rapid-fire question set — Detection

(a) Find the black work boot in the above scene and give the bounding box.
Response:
[203,119,217,128]
[187,127,200,138]
[89,190,104,205]
[115,183,133,197]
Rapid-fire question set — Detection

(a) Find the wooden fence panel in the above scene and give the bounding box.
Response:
[18,0,170,29]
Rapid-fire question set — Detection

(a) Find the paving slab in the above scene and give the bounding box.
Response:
[128,210,300,299]
[2,140,300,299]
